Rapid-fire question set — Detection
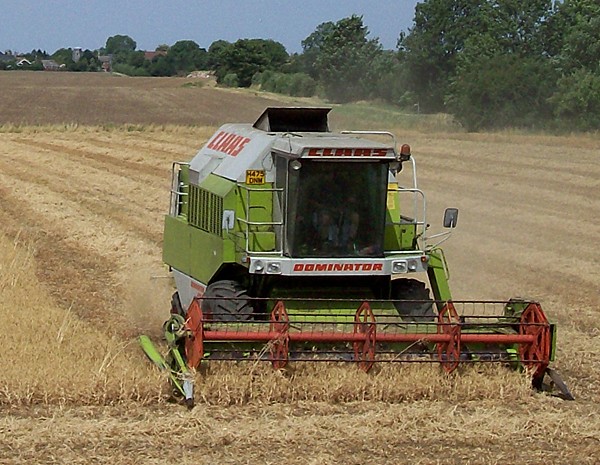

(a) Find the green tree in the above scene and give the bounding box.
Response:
[399,0,553,112]
[214,39,288,87]
[222,73,239,87]
[148,55,176,76]
[68,58,89,72]
[366,50,408,105]
[170,40,208,73]
[399,0,488,111]
[489,0,553,55]
[543,1,600,129]
[80,49,99,71]
[446,54,557,130]
[127,50,146,68]
[300,21,335,79]
[21,61,43,71]
[25,49,48,62]
[287,73,317,97]
[307,15,382,103]
[207,40,230,69]
[112,63,150,76]
[105,35,137,55]
[51,48,75,67]
[549,0,600,74]
[104,35,139,71]
[257,70,316,97]
[550,68,600,130]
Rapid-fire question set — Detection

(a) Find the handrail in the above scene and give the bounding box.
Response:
[169,162,190,217]
[236,183,285,256]
[385,186,428,253]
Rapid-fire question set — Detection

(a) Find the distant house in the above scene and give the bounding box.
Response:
[143,50,167,61]
[41,59,60,71]
[0,52,14,63]
[16,57,31,66]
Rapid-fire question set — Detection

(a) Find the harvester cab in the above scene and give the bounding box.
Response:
[140,107,572,407]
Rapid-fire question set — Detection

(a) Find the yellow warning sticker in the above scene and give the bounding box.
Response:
[387,183,397,209]
[387,193,395,210]
[245,169,265,185]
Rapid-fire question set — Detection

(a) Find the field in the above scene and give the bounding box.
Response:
[1,72,599,464]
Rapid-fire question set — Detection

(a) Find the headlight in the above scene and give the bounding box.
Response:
[254,260,264,272]
[407,259,418,272]
[392,260,407,273]
[267,262,281,274]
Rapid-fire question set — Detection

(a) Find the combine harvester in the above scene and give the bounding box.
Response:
[140,107,572,407]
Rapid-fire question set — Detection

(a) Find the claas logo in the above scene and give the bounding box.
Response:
[207,131,251,156]
[307,147,390,157]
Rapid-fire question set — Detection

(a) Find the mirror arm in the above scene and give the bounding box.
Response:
[425,230,453,250]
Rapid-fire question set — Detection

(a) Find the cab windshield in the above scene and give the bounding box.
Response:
[285,160,387,258]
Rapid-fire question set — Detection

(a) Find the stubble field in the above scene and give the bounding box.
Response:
[0,72,599,464]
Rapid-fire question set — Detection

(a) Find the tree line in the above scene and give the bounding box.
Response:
[2,0,598,131]
[401,0,600,130]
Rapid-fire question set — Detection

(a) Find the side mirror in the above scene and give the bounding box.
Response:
[443,208,459,228]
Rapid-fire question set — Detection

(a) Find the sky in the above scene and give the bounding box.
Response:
[0,1,420,55]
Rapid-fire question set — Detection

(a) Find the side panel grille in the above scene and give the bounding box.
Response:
[188,184,223,236]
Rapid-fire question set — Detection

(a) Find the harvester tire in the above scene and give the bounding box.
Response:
[201,280,254,321]
[392,279,436,322]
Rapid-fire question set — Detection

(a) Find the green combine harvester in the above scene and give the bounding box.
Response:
[140,107,572,407]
